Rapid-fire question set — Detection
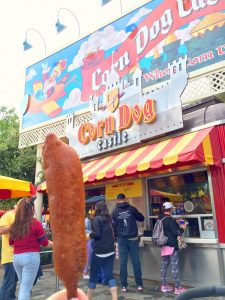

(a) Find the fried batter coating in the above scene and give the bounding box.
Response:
[43,133,86,299]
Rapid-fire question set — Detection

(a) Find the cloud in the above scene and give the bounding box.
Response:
[176,19,200,44]
[145,19,201,58]
[63,88,82,110]
[127,7,151,26]
[68,25,128,71]
[26,69,37,81]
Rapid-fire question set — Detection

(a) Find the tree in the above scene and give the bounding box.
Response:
[0,106,37,208]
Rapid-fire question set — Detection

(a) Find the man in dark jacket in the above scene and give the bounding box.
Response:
[111,193,145,292]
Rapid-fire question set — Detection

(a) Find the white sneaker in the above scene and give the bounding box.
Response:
[83,274,90,279]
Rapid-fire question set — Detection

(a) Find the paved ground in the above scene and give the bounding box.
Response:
[0,266,221,299]
[30,268,175,300]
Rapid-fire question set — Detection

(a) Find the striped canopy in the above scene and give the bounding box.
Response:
[38,126,220,191]
[83,126,220,182]
[0,176,36,200]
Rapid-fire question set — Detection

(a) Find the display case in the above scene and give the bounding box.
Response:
[148,170,216,239]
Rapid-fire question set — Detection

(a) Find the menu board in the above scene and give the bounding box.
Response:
[106,180,143,200]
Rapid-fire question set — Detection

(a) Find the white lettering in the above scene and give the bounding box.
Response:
[135,26,148,55]
[161,9,173,35]
[149,21,160,40]
[177,0,219,18]
[92,68,101,91]
[177,0,192,17]
[206,0,219,5]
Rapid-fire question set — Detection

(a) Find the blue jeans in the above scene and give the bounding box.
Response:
[83,239,92,274]
[13,252,40,300]
[0,262,18,300]
[118,238,143,288]
[88,253,116,289]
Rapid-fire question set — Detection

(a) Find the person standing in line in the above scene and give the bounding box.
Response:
[9,198,53,300]
[160,202,187,295]
[0,205,18,300]
[87,201,117,300]
[111,193,145,293]
[83,211,94,279]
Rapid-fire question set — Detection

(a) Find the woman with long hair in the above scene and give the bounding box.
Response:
[9,198,53,300]
[87,201,117,300]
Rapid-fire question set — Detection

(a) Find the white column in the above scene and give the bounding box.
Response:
[35,192,43,221]
[34,144,44,221]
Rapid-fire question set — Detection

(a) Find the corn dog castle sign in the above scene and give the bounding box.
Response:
[66,55,188,158]
[22,0,225,156]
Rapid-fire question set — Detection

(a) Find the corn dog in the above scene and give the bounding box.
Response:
[43,133,86,299]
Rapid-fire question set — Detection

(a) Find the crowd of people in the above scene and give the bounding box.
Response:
[0,193,187,300]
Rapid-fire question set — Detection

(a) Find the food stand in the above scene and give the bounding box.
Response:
[21,0,225,288]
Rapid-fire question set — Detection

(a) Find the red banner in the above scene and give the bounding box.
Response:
[81,0,225,100]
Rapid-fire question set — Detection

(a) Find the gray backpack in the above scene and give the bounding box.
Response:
[152,217,168,247]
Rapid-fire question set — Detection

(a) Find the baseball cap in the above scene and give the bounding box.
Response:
[117,193,126,200]
[163,202,174,209]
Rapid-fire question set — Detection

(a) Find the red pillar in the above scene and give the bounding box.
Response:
[210,125,225,243]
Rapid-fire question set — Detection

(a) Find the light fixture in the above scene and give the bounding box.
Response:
[23,28,47,57]
[119,0,122,13]
[101,0,112,5]
[23,39,32,51]
[101,0,122,13]
[56,8,80,37]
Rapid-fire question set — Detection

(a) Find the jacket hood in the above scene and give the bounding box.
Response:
[116,202,130,209]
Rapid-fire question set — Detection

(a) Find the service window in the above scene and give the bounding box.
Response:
[148,170,215,239]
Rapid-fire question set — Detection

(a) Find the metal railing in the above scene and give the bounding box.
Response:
[40,250,60,292]
[175,286,225,299]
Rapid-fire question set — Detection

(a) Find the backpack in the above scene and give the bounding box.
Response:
[152,217,168,247]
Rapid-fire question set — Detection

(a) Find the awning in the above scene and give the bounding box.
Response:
[37,126,220,190]
[150,189,183,201]
[0,175,36,200]
[83,126,220,182]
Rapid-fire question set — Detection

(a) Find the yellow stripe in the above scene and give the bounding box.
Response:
[163,131,198,165]
[96,152,128,180]
[82,160,98,172]
[0,176,30,192]
[202,134,214,165]
[137,139,171,171]
[83,156,110,182]
[115,146,148,176]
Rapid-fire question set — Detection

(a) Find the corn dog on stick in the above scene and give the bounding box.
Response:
[43,133,87,299]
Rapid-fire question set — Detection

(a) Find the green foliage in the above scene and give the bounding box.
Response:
[0,199,18,210]
[0,106,37,209]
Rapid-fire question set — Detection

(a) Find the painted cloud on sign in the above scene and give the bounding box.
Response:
[176,19,200,43]
[26,69,37,81]
[145,19,200,57]
[127,7,152,26]
[63,88,82,110]
[68,25,128,71]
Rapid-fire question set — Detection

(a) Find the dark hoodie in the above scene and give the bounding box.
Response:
[111,202,145,239]
[161,215,184,248]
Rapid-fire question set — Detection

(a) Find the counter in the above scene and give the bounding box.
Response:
[114,237,224,287]
[139,236,218,246]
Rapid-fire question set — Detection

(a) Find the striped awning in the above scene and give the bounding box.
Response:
[83,126,220,183]
[0,176,36,200]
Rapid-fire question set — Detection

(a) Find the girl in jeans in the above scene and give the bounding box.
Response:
[160,201,187,295]
[9,198,53,300]
[87,202,117,300]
